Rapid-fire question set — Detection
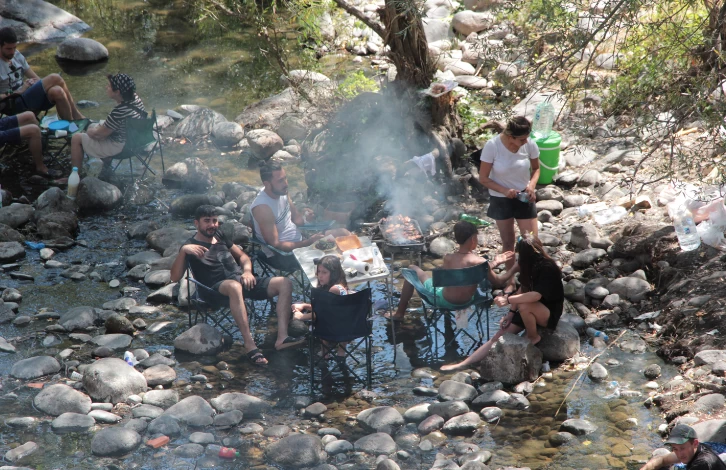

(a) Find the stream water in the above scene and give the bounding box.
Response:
[0,0,678,468]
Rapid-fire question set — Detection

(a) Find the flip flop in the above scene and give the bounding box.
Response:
[246,348,268,367]
[275,336,305,351]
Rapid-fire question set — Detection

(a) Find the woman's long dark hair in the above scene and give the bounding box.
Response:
[480,116,532,137]
[317,255,347,291]
[517,233,560,292]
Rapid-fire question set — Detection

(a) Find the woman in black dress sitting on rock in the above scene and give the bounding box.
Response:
[441,233,564,371]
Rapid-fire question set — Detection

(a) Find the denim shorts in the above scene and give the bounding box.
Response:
[0,115,20,144]
[487,195,537,220]
[15,81,54,114]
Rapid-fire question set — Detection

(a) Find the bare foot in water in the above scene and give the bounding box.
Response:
[528,334,542,346]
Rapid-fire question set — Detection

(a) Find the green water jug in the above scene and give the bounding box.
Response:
[533,131,562,185]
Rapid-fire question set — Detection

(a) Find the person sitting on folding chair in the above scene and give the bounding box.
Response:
[441,233,564,371]
[291,255,351,358]
[251,163,350,272]
[385,220,515,322]
[69,73,145,175]
[170,205,305,367]
[0,27,85,121]
[0,111,60,178]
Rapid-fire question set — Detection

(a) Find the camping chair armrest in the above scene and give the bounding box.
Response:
[250,237,294,257]
[188,278,217,295]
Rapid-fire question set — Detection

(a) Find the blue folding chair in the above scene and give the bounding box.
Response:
[401,262,493,364]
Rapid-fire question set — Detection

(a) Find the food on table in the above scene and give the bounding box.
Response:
[314,239,337,251]
[336,235,362,252]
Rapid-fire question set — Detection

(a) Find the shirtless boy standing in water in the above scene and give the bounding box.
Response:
[386,220,514,321]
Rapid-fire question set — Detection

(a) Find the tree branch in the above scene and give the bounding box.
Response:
[331,0,385,38]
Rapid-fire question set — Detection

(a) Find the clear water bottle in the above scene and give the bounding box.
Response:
[673,206,701,251]
[586,327,609,342]
[532,102,555,139]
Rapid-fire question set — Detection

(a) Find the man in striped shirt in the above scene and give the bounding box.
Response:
[70,73,145,171]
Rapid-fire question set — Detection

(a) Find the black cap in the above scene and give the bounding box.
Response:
[107,73,135,95]
[665,424,697,445]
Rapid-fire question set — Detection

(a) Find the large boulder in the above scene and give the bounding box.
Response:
[210,392,270,416]
[175,108,226,140]
[281,70,331,87]
[33,187,76,218]
[234,88,296,129]
[174,323,224,356]
[169,194,223,217]
[146,226,195,253]
[82,358,147,404]
[0,0,90,43]
[91,427,142,456]
[277,113,308,142]
[246,129,284,160]
[265,433,327,467]
[212,121,245,147]
[0,204,33,228]
[77,177,121,212]
[693,419,726,443]
[10,355,60,379]
[36,212,78,239]
[34,384,92,416]
[479,334,542,383]
[56,37,108,62]
[606,276,652,302]
[452,11,494,36]
[423,18,453,43]
[163,157,215,191]
[537,321,580,362]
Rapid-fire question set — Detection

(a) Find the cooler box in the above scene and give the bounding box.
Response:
[533,131,561,185]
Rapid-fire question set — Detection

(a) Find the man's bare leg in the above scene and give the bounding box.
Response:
[70,133,84,169]
[440,323,523,371]
[218,280,266,365]
[42,74,85,120]
[267,276,304,350]
[495,219,517,292]
[16,112,44,173]
[386,265,431,320]
[518,301,550,345]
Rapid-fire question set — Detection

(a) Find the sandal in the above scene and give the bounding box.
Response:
[246,349,268,367]
[275,336,305,351]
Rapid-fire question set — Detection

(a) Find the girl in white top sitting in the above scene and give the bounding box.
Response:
[291,255,350,358]
[479,116,540,293]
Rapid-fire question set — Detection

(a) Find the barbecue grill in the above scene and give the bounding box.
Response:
[379,216,425,265]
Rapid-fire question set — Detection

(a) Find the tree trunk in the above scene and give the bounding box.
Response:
[378,1,433,89]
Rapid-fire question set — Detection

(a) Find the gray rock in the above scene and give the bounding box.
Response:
[126,251,161,268]
[265,434,327,467]
[163,158,216,192]
[538,233,561,247]
[560,418,598,435]
[91,333,133,350]
[305,402,328,417]
[693,419,726,443]
[147,415,181,436]
[127,264,151,281]
[145,226,195,253]
[472,390,510,408]
[452,11,494,35]
[210,392,270,416]
[354,432,397,454]
[644,364,661,379]
[0,223,24,242]
[189,432,215,444]
[175,108,226,140]
[102,298,137,312]
[5,441,37,462]
[174,443,205,458]
[497,393,530,410]
[82,358,147,404]
[143,389,179,408]
[563,146,597,167]
[588,363,609,381]
[91,427,142,456]
[693,393,725,413]
[174,323,224,355]
[162,395,215,425]
[564,279,586,302]
[429,237,457,257]
[479,334,542,384]
[572,248,607,268]
[146,283,177,303]
[131,404,164,419]
[88,410,121,424]
[357,406,405,433]
[423,18,453,43]
[5,417,35,428]
[695,350,726,366]
[549,431,576,446]
[607,277,652,302]
[11,355,60,379]
[77,177,121,212]
[325,439,353,455]
[124,418,148,434]
[601,293,620,309]
[570,223,599,250]
[34,384,91,415]
[142,364,176,386]
[127,220,160,240]
[536,200,563,215]
[246,129,284,160]
[479,407,502,423]
[277,113,309,142]
[418,414,445,435]
[429,401,469,420]
[138,353,176,369]
[56,37,108,62]
[0,205,33,229]
[577,170,602,187]
[403,403,431,423]
[537,321,580,362]
[563,194,588,208]
[689,295,711,307]
[104,313,135,335]
[442,412,481,434]
[214,409,244,428]
[0,241,25,262]
[212,121,245,147]
[438,380,478,403]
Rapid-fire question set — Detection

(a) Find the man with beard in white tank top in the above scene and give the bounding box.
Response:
[251,163,349,271]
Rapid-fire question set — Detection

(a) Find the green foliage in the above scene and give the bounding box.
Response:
[337,71,379,99]
[458,94,490,147]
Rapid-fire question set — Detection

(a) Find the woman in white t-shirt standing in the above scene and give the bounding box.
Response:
[479,116,540,292]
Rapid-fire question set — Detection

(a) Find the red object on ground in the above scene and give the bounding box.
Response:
[146,436,170,449]
[26,383,44,389]
[219,447,239,459]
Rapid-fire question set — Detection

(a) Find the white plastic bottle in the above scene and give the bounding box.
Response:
[673,206,700,251]
[67,167,80,200]
[532,102,555,139]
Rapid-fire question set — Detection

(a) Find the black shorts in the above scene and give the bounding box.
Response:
[212,276,271,300]
[510,301,563,330]
[263,252,300,273]
[14,81,53,115]
[487,196,537,221]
